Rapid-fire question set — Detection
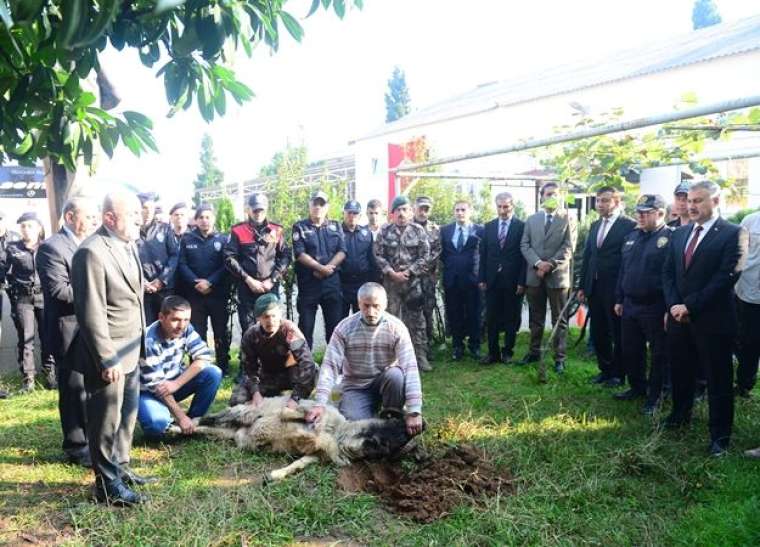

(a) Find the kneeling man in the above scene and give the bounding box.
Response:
[138,296,222,438]
[238,293,317,408]
[306,282,424,436]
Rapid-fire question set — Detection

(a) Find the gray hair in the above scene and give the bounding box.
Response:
[357,282,387,301]
[689,180,721,198]
[494,192,513,204]
[62,196,96,218]
[103,190,138,214]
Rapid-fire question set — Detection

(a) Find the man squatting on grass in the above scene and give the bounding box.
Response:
[137,296,222,438]
[306,282,424,437]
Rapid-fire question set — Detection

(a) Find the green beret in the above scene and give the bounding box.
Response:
[254,293,280,317]
[390,195,410,212]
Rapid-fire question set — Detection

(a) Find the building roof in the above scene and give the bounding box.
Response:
[354,15,760,143]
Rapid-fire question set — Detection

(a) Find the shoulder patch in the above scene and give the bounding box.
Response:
[657,236,669,248]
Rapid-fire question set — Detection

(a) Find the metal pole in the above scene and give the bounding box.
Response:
[395,171,558,181]
[391,95,760,172]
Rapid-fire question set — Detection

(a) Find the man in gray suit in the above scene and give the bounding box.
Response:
[520,183,577,373]
[72,191,153,506]
[37,197,98,467]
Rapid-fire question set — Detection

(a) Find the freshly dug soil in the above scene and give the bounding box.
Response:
[337,445,514,523]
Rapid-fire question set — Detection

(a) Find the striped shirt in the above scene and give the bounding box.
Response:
[140,321,212,392]
[315,312,422,414]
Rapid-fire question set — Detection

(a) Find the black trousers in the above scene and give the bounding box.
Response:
[668,320,734,445]
[485,286,522,359]
[341,281,362,318]
[188,292,231,371]
[85,365,139,484]
[57,363,88,456]
[297,285,342,349]
[143,289,172,325]
[735,296,760,391]
[621,313,666,403]
[445,283,481,352]
[11,293,53,377]
[589,277,623,379]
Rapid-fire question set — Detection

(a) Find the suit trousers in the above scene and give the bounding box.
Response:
[589,277,624,379]
[668,320,734,445]
[485,286,522,358]
[445,284,481,352]
[735,297,760,392]
[58,363,88,456]
[526,283,569,361]
[188,292,231,372]
[85,366,139,484]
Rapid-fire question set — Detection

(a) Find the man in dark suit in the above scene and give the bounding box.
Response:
[72,191,152,505]
[479,192,526,364]
[440,200,483,360]
[578,186,636,387]
[36,197,98,467]
[662,180,747,457]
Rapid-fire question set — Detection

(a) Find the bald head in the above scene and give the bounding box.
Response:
[102,191,142,241]
[63,196,99,239]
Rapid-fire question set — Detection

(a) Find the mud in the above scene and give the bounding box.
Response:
[337,445,514,523]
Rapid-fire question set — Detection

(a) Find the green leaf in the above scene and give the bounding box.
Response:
[333,0,346,18]
[123,110,153,129]
[279,11,303,41]
[213,86,226,116]
[75,91,96,108]
[680,91,698,105]
[306,0,321,17]
[12,133,33,155]
[0,0,14,28]
[748,108,760,124]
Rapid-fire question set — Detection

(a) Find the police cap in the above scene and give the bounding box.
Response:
[415,196,433,208]
[635,194,666,212]
[137,191,159,204]
[248,192,268,210]
[194,202,214,219]
[310,190,329,204]
[169,202,188,215]
[673,181,691,196]
[16,211,41,224]
[343,200,361,213]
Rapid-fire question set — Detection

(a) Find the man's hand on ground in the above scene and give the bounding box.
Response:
[154,380,179,398]
[406,414,423,436]
[177,415,196,435]
[101,363,123,384]
[305,405,325,423]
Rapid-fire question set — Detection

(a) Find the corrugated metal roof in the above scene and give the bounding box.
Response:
[354,15,760,142]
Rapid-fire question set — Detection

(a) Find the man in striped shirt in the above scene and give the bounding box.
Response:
[138,296,222,438]
[306,283,424,436]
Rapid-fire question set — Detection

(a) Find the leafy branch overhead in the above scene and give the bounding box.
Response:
[0,0,363,171]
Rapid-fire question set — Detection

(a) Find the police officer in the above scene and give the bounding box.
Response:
[668,181,691,228]
[137,192,178,322]
[613,195,673,415]
[340,200,376,316]
[5,212,54,392]
[169,202,190,246]
[0,210,21,379]
[413,196,441,362]
[374,195,432,371]
[178,203,232,375]
[225,193,289,334]
[292,190,346,349]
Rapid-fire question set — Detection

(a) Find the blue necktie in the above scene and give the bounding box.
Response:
[456,227,464,251]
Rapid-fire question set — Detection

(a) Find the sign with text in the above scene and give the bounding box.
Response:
[0,166,46,198]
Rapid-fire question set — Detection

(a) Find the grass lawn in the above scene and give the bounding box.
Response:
[2,331,760,546]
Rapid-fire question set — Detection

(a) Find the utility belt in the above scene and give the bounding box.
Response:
[9,285,41,297]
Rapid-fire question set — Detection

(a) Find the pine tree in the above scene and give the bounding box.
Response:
[692,0,722,30]
[193,133,225,205]
[384,66,411,123]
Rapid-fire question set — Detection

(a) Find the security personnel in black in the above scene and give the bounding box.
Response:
[0,212,20,399]
[292,190,346,349]
[137,192,178,323]
[5,212,55,392]
[340,200,376,316]
[613,195,673,415]
[177,203,232,375]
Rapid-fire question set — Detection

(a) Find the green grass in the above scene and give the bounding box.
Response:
[2,332,760,546]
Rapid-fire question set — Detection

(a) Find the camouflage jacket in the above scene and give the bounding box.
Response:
[373,222,430,277]
[416,220,441,278]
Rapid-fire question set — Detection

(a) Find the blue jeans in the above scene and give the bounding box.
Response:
[339,367,405,421]
[138,365,222,438]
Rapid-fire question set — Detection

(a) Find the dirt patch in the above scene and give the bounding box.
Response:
[337,445,515,523]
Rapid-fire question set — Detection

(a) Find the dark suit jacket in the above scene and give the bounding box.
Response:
[579,215,636,296]
[440,223,483,288]
[663,217,747,335]
[479,217,527,289]
[71,226,146,376]
[36,229,79,361]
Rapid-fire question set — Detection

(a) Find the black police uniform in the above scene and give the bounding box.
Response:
[178,226,231,374]
[292,218,346,349]
[616,224,673,405]
[5,240,55,380]
[340,223,376,316]
[0,229,21,324]
[224,219,290,337]
[137,219,178,323]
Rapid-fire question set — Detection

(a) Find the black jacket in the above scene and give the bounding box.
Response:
[479,217,527,289]
[177,227,230,296]
[0,229,21,284]
[663,217,747,334]
[137,220,178,287]
[340,224,376,284]
[440,222,482,289]
[579,215,636,296]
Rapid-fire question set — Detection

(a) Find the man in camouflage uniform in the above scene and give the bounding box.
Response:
[374,195,432,371]
[413,196,441,362]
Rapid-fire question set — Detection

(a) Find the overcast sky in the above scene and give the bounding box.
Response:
[95,0,760,203]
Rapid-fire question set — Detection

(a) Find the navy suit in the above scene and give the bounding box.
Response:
[440,223,483,353]
[663,217,747,446]
[580,215,636,380]
[479,217,527,360]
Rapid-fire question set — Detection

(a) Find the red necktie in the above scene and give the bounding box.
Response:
[683,225,703,269]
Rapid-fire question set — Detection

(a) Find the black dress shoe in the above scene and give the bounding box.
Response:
[93,480,148,506]
[613,389,645,401]
[589,374,608,384]
[0,388,8,399]
[121,468,159,486]
[518,353,540,366]
[734,386,751,399]
[479,355,500,365]
[501,350,514,364]
[641,403,658,416]
[708,441,728,458]
[602,377,623,388]
[554,361,565,374]
[65,449,92,468]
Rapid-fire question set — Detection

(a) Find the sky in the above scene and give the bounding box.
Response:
[94,0,760,204]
